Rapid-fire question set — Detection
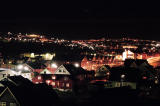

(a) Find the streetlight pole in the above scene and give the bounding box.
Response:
[121,74,125,87]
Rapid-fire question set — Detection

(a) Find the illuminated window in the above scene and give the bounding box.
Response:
[10,103,16,106]
[66,83,70,87]
[52,76,56,80]
[143,76,147,80]
[46,80,51,84]
[116,82,120,87]
[52,82,55,86]
[38,76,41,80]
[57,82,59,87]
[0,102,6,106]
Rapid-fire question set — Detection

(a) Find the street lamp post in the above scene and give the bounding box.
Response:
[121,74,125,87]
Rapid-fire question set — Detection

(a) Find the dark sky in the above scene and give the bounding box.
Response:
[0,1,160,40]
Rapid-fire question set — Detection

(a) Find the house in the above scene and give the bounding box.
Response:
[124,59,156,81]
[124,59,150,68]
[0,86,20,106]
[106,67,137,89]
[22,62,47,79]
[95,65,110,78]
[0,68,18,80]
[14,63,34,80]
[122,49,135,60]
[53,64,87,92]
[0,76,59,106]
[32,68,57,84]
[33,64,87,92]
[0,76,34,87]
[92,65,111,83]
[107,66,156,90]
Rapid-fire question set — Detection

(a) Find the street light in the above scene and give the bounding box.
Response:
[121,74,125,79]
[74,63,79,68]
[121,74,125,87]
[51,63,58,68]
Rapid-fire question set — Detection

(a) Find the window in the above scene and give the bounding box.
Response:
[66,83,70,87]
[10,103,16,106]
[59,70,62,72]
[116,82,120,87]
[35,82,39,84]
[46,80,51,84]
[52,82,55,86]
[2,74,6,78]
[0,102,6,106]
[52,76,56,80]
[64,77,68,81]
[38,76,41,80]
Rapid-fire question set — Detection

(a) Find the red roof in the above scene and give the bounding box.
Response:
[46,68,57,74]
[34,69,43,73]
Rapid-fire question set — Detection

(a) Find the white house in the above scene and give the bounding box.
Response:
[0,68,18,80]
[0,68,32,81]
[122,49,135,60]
[15,64,33,80]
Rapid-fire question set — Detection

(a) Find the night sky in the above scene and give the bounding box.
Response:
[0,1,160,40]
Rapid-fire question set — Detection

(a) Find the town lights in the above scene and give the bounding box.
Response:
[51,63,58,68]
[74,63,79,68]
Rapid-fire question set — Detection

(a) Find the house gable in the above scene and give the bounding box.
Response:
[54,65,70,75]
[0,87,20,106]
[40,69,52,74]
[99,66,109,72]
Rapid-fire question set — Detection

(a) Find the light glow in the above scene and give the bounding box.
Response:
[74,63,79,67]
[17,65,23,70]
[51,63,58,68]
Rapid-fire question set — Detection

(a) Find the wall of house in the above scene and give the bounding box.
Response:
[105,81,136,89]
[52,76,72,91]
[0,89,19,106]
